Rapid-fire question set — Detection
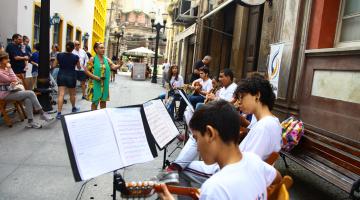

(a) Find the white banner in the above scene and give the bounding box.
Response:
[268,43,284,97]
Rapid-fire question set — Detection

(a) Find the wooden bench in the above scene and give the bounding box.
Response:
[280,129,360,199]
[0,100,26,127]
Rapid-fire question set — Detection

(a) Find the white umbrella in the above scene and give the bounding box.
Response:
[124,47,155,57]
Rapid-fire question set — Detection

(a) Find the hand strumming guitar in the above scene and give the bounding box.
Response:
[206,93,216,101]
[157,184,176,200]
[193,81,202,95]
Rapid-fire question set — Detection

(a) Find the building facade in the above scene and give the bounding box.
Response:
[167,0,360,194]
[105,0,169,65]
[92,0,108,54]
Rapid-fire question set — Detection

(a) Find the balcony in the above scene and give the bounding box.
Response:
[171,0,198,25]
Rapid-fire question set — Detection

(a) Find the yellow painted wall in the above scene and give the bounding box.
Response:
[92,0,107,54]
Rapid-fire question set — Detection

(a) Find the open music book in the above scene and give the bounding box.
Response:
[61,100,179,181]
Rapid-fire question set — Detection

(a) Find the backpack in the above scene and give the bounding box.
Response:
[281,116,304,152]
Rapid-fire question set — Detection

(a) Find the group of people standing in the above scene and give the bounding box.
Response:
[52,41,120,118]
[0,33,120,127]
[156,55,283,200]
[0,34,53,128]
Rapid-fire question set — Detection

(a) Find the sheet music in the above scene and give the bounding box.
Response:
[64,109,123,181]
[178,89,194,112]
[106,108,154,166]
[143,100,179,148]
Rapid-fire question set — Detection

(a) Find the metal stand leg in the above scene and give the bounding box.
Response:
[112,171,116,200]
[168,142,182,157]
[162,146,167,169]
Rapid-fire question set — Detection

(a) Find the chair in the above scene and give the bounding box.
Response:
[268,175,293,200]
[266,152,280,165]
[0,100,26,127]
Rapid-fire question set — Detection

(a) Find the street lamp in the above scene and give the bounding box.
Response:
[111,25,125,60]
[50,13,60,26]
[149,11,167,83]
[82,32,89,47]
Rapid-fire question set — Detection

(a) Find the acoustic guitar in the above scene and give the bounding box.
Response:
[118,180,200,199]
[115,172,200,199]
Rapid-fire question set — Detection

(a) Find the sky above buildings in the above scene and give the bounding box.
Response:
[120,0,169,14]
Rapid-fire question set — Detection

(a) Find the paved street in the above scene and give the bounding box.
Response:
[0,73,352,200]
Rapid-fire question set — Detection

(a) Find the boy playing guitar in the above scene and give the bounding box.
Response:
[157,100,282,200]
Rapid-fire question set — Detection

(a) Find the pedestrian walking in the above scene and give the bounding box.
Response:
[83,46,92,59]
[29,43,40,89]
[162,59,170,87]
[110,55,117,82]
[50,44,60,80]
[72,40,89,99]
[53,41,81,119]
[85,42,120,110]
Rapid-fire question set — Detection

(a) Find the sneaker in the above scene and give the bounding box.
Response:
[46,110,57,114]
[25,121,42,129]
[40,113,54,122]
[56,112,62,120]
[72,107,80,113]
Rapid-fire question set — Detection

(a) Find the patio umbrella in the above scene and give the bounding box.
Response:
[124,47,155,57]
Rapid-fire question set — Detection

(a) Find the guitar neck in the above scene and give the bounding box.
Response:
[154,184,200,200]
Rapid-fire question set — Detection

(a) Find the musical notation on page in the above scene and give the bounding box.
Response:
[106,108,154,166]
[63,107,155,181]
[65,109,122,180]
[143,100,179,149]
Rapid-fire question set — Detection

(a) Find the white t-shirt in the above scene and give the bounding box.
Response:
[72,49,89,71]
[163,62,170,73]
[240,116,282,161]
[194,78,213,96]
[247,115,257,129]
[169,75,184,88]
[217,82,237,101]
[200,152,276,200]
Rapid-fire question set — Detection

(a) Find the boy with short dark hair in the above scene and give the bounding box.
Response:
[157,100,282,200]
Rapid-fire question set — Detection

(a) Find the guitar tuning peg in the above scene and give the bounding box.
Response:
[137,181,143,187]
[148,181,154,187]
[128,181,136,188]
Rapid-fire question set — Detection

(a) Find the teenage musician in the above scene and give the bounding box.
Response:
[164,76,282,189]
[157,100,282,200]
[176,66,212,121]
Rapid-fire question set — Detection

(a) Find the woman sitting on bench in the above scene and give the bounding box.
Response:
[0,51,53,128]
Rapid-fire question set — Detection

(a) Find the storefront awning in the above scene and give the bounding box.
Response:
[201,0,234,20]
[201,0,267,20]
[174,23,197,42]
